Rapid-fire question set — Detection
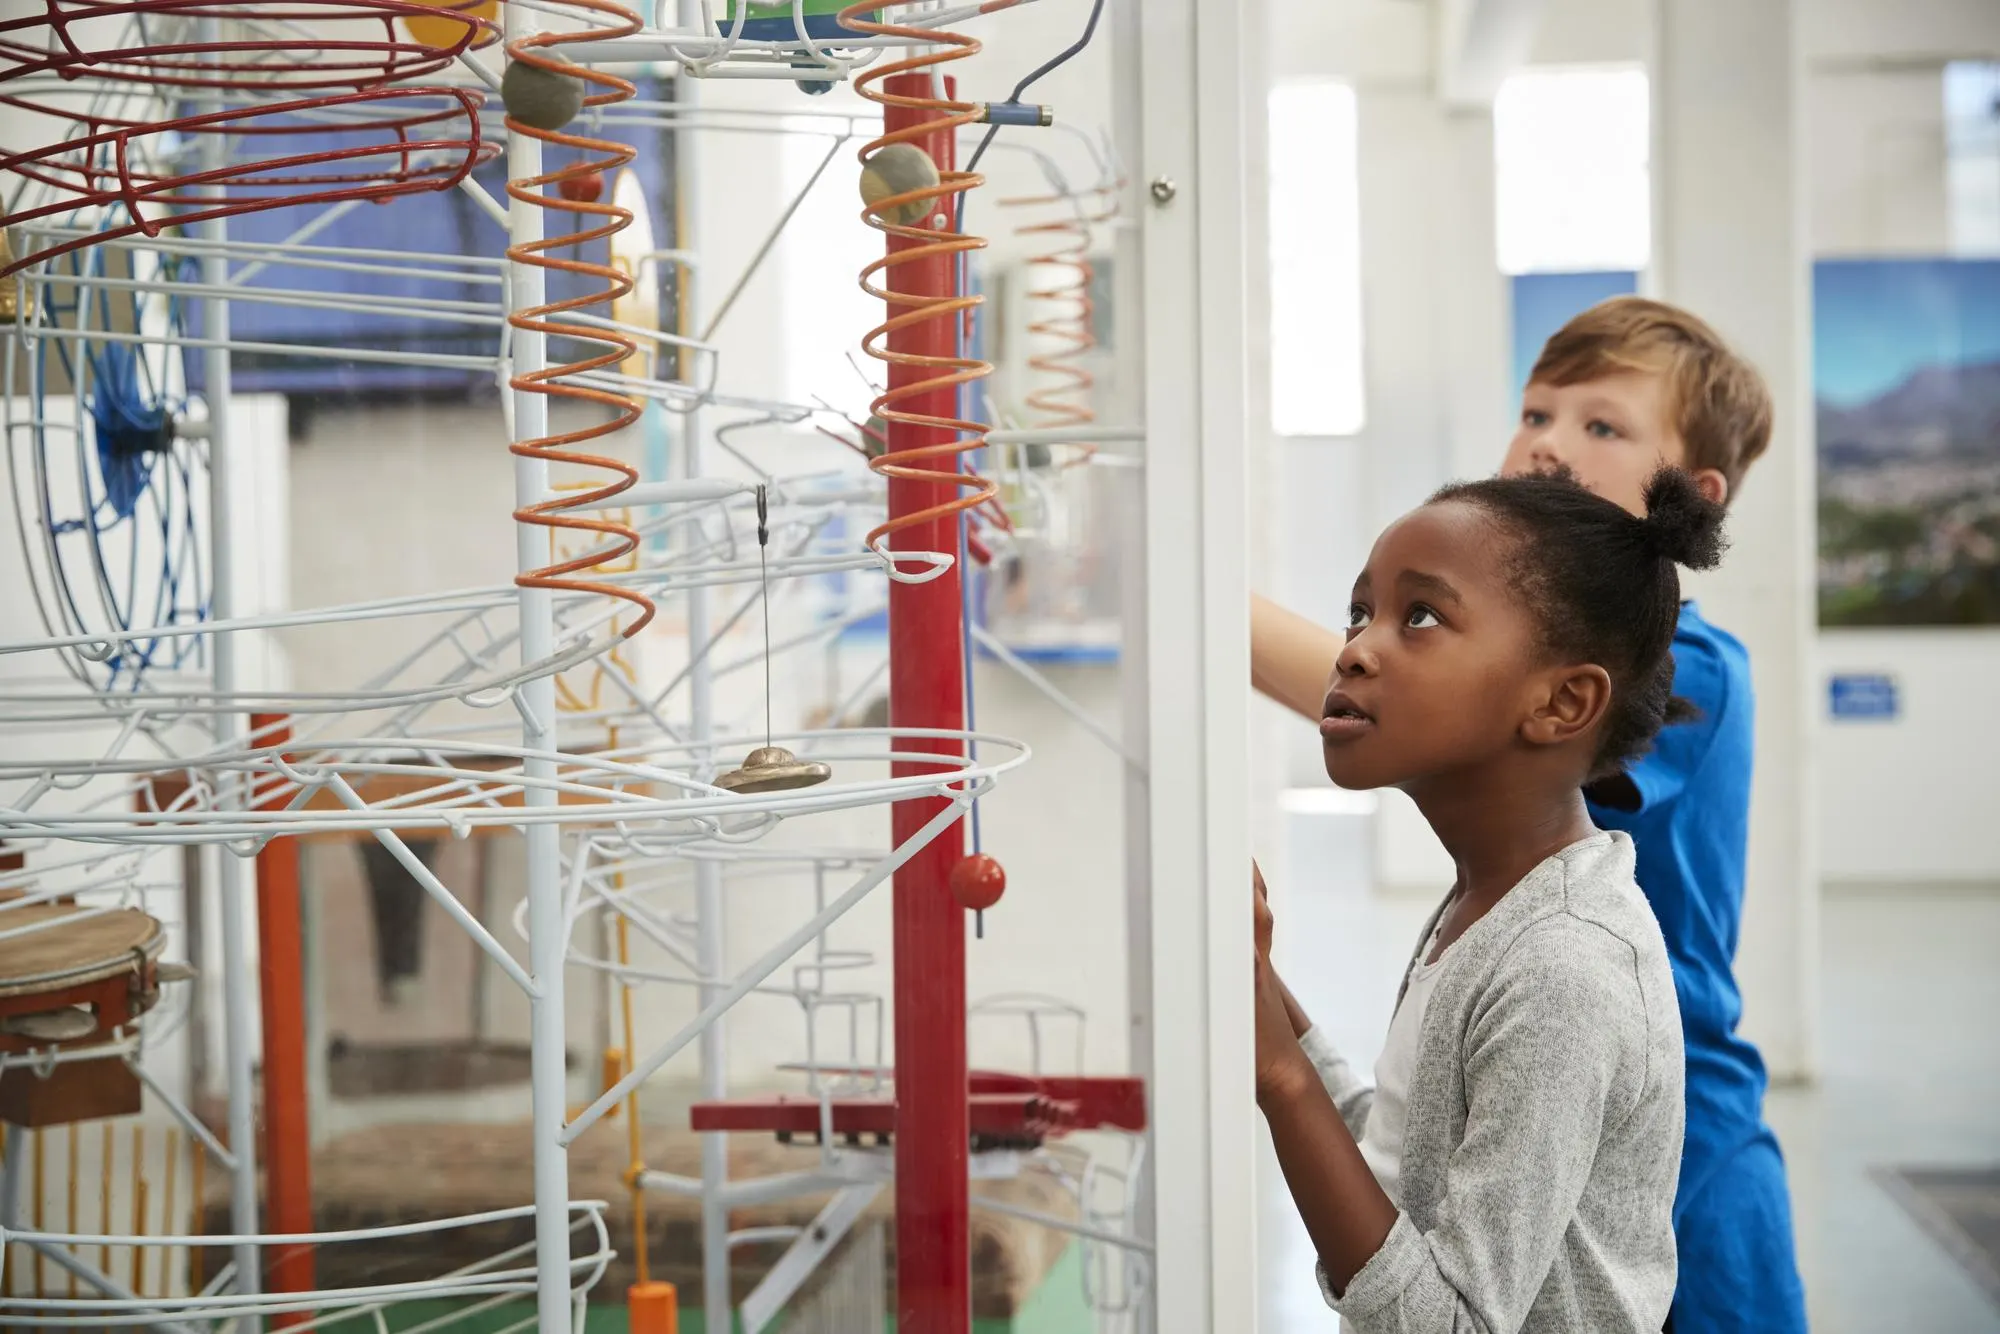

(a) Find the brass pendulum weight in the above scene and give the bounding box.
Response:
[714,485,831,794]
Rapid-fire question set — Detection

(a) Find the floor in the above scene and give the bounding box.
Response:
[1255,812,2000,1333]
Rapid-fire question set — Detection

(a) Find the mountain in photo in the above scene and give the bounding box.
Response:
[1817,358,2000,471]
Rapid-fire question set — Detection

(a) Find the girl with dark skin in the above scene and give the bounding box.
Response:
[1252,468,1714,1329]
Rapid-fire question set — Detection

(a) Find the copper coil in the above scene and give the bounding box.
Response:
[0,0,500,277]
[836,2,997,556]
[0,0,495,93]
[502,0,653,638]
[999,191,1096,439]
[1,86,490,276]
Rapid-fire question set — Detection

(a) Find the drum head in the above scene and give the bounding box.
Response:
[0,906,165,1000]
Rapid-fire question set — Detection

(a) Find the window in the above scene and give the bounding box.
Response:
[1493,67,1650,275]
[1268,80,1365,437]
[1945,61,2000,256]
[781,116,881,418]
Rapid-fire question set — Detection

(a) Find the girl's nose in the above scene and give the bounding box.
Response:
[1334,631,1377,679]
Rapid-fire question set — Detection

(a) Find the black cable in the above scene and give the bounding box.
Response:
[961,0,1107,200]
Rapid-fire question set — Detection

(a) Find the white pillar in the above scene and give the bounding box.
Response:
[1122,0,1261,1328]
[671,7,733,1314]
[500,11,579,1332]
[1340,89,1510,885]
[1649,0,1818,1081]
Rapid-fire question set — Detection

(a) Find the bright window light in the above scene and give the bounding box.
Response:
[1494,67,1651,275]
[781,117,881,419]
[1945,61,2000,255]
[1269,80,1365,437]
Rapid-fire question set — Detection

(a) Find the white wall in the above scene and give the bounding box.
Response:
[1800,6,2000,886]
[1819,629,2000,882]
[1810,66,1952,256]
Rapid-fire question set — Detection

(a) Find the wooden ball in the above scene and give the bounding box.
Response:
[558,171,605,203]
[502,60,585,132]
[859,143,942,227]
[403,0,497,51]
[949,853,1006,913]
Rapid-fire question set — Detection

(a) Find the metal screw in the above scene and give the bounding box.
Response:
[1149,175,1177,206]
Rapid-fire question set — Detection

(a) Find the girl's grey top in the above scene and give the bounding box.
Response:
[1300,831,1685,1334]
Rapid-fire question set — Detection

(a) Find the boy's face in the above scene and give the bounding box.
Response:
[1500,369,1725,515]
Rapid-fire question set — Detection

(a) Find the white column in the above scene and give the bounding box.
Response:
[1124,0,1261,1329]
[500,11,578,1332]
[1341,89,1509,886]
[1649,0,1818,1081]
[1110,0,1155,1317]
[672,6,733,1315]
[196,14,263,1305]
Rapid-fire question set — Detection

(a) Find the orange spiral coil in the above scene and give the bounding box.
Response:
[836,4,997,558]
[999,189,1098,440]
[504,0,653,635]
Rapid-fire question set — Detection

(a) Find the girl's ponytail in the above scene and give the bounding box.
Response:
[1637,470,1728,572]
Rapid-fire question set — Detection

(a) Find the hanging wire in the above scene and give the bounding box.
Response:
[757,482,773,749]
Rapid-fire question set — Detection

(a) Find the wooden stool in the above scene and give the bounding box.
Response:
[0,903,168,1126]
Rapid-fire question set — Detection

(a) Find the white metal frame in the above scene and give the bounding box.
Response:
[1116,0,1261,1329]
[0,0,1269,1327]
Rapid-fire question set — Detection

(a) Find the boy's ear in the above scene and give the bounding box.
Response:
[1521,664,1613,748]
[1690,467,1728,507]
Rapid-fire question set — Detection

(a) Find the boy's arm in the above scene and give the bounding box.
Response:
[1252,594,1342,721]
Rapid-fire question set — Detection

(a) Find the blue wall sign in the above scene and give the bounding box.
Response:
[1829,673,1900,721]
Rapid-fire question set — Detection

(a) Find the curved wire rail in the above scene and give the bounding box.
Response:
[0,728,1032,846]
[0,1199,613,1328]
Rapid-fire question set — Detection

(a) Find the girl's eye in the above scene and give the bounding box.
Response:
[1347,603,1372,630]
[1586,419,1621,440]
[1406,604,1441,629]
[1522,409,1550,427]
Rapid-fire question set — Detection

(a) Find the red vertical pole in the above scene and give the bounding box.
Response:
[882,76,971,1334]
[251,713,314,1324]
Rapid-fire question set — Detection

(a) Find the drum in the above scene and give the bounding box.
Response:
[0,903,169,1126]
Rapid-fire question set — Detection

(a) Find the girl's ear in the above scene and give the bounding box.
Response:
[1521,664,1613,748]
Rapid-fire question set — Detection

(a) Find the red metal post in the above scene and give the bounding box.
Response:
[882,75,971,1333]
[251,713,315,1322]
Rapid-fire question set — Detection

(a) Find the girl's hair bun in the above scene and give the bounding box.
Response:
[1640,468,1728,572]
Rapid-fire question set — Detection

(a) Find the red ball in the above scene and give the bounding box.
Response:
[949,853,1006,913]
[558,171,605,204]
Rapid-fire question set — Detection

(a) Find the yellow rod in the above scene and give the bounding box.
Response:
[31,1126,44,1303]
[160,1130,178,1299]
[607,721,650,1283]
[132,1123,149,1297]
[66,1125,79,1301]
[188,1137,206,1298]
[99,1123,113,1300]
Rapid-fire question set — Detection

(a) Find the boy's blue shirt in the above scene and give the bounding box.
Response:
[1586,602,1800,1322]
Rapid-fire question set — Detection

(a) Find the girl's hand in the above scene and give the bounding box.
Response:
[1253,859,1274,958]
[1254,860,1317,1042]
[1255,945,1312,1105]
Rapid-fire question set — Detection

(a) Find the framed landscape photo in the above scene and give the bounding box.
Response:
[1815,258,2000,627]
